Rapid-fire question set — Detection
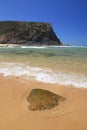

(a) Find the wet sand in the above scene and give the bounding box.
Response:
[0,75,87,130]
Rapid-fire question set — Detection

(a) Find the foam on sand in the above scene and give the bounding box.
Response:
[0,62,87,88]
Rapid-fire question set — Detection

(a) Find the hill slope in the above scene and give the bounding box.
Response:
[0,21,62,45]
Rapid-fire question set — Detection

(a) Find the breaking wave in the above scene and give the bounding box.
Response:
[0,62,87,88]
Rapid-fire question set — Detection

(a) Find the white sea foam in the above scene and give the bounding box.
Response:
[21,46,47,49]
[0,45,86,49]
[0,62,87,88]
[49,45,87,48]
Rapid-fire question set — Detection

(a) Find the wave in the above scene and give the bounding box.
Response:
[0,45,87,49]
[0,62,87,88]
[21,46,47,49]
[50,46,87,48]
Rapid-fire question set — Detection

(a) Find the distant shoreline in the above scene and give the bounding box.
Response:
[0,43,87,48]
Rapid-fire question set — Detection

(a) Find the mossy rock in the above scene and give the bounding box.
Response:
[27,89,65,111]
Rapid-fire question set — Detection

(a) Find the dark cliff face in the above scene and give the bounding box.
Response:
[0,21,62,45]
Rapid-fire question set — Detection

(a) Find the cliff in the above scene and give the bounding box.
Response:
[0,21,62,45]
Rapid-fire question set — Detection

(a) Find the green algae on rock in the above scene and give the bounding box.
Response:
[27,89,65,111]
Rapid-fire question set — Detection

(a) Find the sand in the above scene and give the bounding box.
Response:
[0,75,87,130]
[0,44,20,47]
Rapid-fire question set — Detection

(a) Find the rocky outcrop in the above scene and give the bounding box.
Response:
[0,21,62,45]
[27,89,65,111]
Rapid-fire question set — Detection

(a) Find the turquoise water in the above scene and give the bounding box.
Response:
[0,46,87,88]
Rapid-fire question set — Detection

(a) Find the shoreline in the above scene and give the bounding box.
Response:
[0,75,87,130]
[0,62,87,88]
[0,43,87,48]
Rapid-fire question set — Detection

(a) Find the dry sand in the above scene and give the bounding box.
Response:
[0,75,87,130]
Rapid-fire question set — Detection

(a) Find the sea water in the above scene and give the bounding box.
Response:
[0,46,87,88]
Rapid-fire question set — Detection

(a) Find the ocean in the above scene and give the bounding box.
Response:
[0,46,87,88]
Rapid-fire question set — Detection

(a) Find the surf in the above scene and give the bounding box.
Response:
[0,62,87,88]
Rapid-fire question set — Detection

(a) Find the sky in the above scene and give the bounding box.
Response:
[0,0,87,46]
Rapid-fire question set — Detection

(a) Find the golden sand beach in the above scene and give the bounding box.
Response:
[0,75,87,130]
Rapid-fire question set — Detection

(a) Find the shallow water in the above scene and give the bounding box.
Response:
[0,46,87,88]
